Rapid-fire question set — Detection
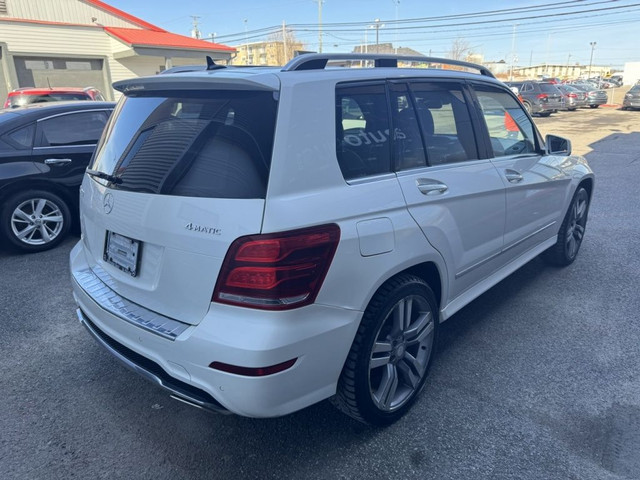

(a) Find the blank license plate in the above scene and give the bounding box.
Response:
[104,231,141,277]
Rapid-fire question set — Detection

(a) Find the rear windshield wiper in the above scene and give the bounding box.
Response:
[86,169,123,185]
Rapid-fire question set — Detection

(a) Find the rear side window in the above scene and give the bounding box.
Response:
[5,123,35,149]
[409,82,478,165]
[336,83,392,180]
[91,91,277,199]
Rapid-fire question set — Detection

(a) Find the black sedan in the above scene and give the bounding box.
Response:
[0,101,114,252]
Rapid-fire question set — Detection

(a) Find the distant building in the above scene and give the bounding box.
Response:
[512,64,611,80]
[353,43,423,57]
[232,39,305,66]
[0,0,235,101]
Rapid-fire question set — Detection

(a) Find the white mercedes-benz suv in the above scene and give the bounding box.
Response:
[70,54,594,425]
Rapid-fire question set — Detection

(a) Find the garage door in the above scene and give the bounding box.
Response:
[14,56,109,98]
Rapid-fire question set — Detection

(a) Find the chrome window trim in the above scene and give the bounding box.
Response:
[35,108,113,122]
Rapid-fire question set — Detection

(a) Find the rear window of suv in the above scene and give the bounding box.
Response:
[90,90,277,199]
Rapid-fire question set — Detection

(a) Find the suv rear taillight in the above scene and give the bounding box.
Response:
[537,93,548,99]
[213,224,340,310]
[567,93,577,98]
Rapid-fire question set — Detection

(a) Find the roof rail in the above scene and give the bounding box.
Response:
[282,53,495,78]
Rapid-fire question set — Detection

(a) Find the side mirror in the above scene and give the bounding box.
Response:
[545,134,572,155]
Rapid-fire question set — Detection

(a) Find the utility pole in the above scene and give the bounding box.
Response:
[373,18,383,53]
[314,0,323,53]
[392,0,400,54]
[509,24,517,81]
[566,53,572,78]
[588,41,596,79]
[282,21,289,64]
[243,19,250,64]
[190,15,201,39]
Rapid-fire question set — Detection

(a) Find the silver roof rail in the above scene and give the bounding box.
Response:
[282,53,495,78]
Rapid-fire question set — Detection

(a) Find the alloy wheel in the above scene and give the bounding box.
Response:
[10,198,65,246]
[369,295,435,412]
[565,189,588,260]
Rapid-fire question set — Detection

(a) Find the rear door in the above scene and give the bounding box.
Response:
[30,109,111,189]
[392,81,506,301]
[80,89,278,325]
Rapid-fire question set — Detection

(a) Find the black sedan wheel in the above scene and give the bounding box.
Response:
[0,190,71,253]
[590,104,599,109]
[331,274,437,425]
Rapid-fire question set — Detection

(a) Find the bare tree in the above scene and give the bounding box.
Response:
[268,28,304,65]
[447,37,471,61]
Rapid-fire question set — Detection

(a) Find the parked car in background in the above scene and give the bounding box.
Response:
[606,75,623,87]
[556,84,588,111]
[505,81,565,116]
[622,85,640,110]
[569,83,608,108]
[70,53,594,426]
[3,87,106,109]
[0,101,114,252]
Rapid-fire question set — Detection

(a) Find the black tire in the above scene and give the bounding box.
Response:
[538,112,552,117]
[568,108,577,111]
[542,187,590,267]
[331,274,438,425]
[590,104,599,109]
[523,101,532,114]
[0,190,71,253]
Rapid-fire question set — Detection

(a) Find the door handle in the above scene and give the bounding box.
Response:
[504,169,523,183]
[416,179,448,195]
[44,158,72,165]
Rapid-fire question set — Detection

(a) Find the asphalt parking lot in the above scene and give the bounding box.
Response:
[1,106,639,480]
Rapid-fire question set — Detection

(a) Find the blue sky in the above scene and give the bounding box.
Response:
[106,0,639,67]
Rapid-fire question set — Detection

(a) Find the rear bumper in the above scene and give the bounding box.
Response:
[623,98,640,108]
[587,97,608,106]
[70,241,361,418]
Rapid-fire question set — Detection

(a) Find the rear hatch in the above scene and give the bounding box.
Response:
[79,74,279,325]
[538,83,564,108]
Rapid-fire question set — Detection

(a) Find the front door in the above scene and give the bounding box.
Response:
[471,84,570,262]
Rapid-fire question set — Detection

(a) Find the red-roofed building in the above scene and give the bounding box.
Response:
[0,0,235,101]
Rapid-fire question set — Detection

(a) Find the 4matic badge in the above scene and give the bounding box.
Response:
[185,222,222,235]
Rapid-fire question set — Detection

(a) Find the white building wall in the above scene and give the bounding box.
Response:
[2,0,143,29]
[622,62,640,85]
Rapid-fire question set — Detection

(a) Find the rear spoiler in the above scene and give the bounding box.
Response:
[113,74,279,94]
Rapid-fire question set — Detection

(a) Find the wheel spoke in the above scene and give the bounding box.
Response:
[375,364,399,410]
[13,208,31,223]
[576,199,587,219]
[574,224,585,241]
[34,199,47,216]
[370,340,392,370]
[39,225,52,243]
[17,224,37,239]
[42,214,63,223]
[398,352,422,389]
[405,312,434,345]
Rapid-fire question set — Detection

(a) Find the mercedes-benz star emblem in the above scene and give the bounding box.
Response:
[103,193,114,214]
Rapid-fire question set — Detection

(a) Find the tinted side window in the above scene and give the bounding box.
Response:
[336,83,392,180]
[474,86,537,157]
[389,83,427,170]
[409,82,478,165]
[38,111,108,146]
[5,123,35,149]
